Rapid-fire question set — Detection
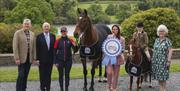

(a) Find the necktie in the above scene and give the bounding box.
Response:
[45,33,50,50]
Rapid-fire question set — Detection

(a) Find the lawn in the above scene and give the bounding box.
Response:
[0,61,180,82]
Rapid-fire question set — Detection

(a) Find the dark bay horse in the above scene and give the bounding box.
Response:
[125,39,152,91]
[73,8,111,91]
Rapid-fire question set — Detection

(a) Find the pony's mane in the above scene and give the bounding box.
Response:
[128,38,142,65]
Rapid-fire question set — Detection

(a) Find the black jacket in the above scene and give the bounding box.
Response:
[36,33,56,63]
[54,36,78,63]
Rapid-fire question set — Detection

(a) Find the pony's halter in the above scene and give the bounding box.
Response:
[79,32,84,41]
[129,45,133,56]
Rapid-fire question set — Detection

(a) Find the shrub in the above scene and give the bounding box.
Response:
[0,23,57,53]
[4,0,55,24]
[121,8,180,48]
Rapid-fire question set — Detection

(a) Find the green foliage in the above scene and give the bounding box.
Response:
[0,23,21,53]
[0,23,57,53]
[138,0,180,15]
[4,0,55,24]
[105,4,118,16]
[0,0,17,22]
[88,4,111,24]
[116,3,139,23]
[50,0,77,24]
[121,8,180,48]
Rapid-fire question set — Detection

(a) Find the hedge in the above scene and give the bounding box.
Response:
[121,8,180,48]
[0,23,57,53]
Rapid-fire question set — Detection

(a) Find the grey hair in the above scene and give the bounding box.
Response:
[42,22,50,28]
[157,24,168,36]
[23,19,31,24]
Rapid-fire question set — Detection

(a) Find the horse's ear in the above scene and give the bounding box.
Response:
[77,8,81,14]
[84,9,87,16]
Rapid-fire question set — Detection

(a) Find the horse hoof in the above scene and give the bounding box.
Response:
[138,86,141,89]
[103,78,107,83]
[149,85,152,88]
[98,80,102,82]
[83,87,88,91]
[128,88,132,91]
[89,86,94,91]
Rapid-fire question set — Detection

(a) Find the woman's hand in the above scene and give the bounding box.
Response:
[167,61,171,67]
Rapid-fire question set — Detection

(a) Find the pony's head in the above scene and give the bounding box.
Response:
[74,8,93,40]
[128,38,142,65]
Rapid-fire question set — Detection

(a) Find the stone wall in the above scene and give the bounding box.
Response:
[0,49,180,66]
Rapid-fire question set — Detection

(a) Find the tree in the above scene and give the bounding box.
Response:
[4,0,55,24]
[105,4,118,16]
[116,3,139,23]
[88,4,110,24]
[121,8,180,48]
[0,0,17,22]
[50,0,77,24]
[138,0,180,16]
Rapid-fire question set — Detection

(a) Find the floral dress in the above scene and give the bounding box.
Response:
[152,37,172,80]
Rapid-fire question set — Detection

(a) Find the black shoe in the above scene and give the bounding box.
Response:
[65,87,68,91]
[60,87,64,91]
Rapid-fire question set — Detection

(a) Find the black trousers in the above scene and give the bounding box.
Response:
[57,60,72,91]
[39,62,53,91]
[16,56,31,91]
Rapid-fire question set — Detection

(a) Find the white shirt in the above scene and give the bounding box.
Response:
[44,32,50,50]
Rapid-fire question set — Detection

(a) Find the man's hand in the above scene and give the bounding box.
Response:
[55,64,59,68]
[15,60,21,65]
[33,60,39,65]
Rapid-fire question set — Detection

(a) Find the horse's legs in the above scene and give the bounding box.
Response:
[136,77,140,91]
[149,72,152,88]
[98,59,102,82]
[89,61,97,91]
[139,76,143,89]
[129,76,133,91]
[81,59,88,91]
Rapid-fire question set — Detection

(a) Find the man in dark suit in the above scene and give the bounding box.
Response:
[36,22,56,91]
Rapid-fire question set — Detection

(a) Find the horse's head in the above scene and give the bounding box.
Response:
[74,8,97,46]
[74,8,92,40]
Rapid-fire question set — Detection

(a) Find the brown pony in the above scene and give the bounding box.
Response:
[125,38,152,91]
[74,8,111,91]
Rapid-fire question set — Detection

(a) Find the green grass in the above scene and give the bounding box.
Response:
[0,65,126,82]
[0,61,180,82]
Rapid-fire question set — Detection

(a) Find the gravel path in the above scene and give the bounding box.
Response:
[0,73,180,91]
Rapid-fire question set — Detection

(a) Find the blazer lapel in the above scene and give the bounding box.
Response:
[42,33,49,50]
[21,29,27,44]
[49,33,54,49]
